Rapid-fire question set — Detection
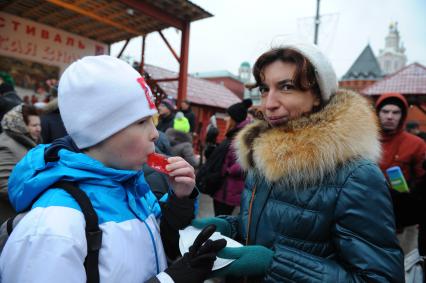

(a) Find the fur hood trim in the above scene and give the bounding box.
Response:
[235,90,381,184]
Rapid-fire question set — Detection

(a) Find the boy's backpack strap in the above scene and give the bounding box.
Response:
[6,215,14,235]
[52,181,102,283]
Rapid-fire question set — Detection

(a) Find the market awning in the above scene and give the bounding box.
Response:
[0,0,212,44]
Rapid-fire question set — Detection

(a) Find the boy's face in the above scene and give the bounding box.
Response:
[95,116,159,170]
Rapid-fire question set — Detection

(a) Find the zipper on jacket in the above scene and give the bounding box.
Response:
[246,186,257,245]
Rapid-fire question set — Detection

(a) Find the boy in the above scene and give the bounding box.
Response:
[0,56,224,282]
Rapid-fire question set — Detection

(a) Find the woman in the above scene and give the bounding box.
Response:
[213,99,252,216]
[0,104,41,222]
[193,41,404,282]
[204,115,219,160]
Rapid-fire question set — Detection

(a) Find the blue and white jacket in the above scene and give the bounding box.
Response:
[0,144,176,283]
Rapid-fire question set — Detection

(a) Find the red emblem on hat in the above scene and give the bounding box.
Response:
[137,77,156,109]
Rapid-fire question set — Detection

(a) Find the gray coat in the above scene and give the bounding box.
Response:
[165,129,198,168]
[0,132,30,221]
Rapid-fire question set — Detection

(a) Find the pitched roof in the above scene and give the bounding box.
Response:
[144,64,241,109]
[192,70,242,82]
[362,63,426,96]
[341,44,383,80]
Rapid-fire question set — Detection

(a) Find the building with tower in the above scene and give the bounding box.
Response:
[377,22,407,75]
[238,61,251,83]
[339,44,383,92]
[238,62,260,105]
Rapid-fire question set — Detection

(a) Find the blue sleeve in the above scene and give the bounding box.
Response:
[264,163,404,283]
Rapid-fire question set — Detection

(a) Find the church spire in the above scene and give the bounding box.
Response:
[378,22,407,75]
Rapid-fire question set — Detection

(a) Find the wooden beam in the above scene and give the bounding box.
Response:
[70,22,105,37]
[177,21,190,106]
[158,31,180,63]
[117,38,131,58]
[0,1,16,10]
[418,105,426,115]
[97,30,129,42]
[56,15,86,29]
[84,26,115,38]
[139,35,146,74]
[106,8,128,21]
[22,4,46,17]
[152,77,179,82]
[38,10,64,23]
[46,0,140,36]
[120,0,184,30]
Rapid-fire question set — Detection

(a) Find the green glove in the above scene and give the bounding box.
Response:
[191,217,232,237]
[212,245,273,278]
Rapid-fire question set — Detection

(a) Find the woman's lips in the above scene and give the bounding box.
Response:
[267,116,288,126]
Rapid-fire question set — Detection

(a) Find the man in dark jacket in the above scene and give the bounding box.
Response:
[40,83,67,143]
[406,120,426,142]
[40,99,67,143]
[156,99,175,132]
[180,100,196,133]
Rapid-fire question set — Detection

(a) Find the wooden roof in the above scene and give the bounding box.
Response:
[0,0,212,44]
[362,63,426,96]
[144,64,241,110]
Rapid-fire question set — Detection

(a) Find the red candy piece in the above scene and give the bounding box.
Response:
[147,153,170,174]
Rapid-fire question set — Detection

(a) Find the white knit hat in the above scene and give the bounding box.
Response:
[279,41,338,102]
[58,55,157,149]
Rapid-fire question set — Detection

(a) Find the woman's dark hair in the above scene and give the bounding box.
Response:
[251,48,322,101]
[21,104,39,125]
[205,126,219,144]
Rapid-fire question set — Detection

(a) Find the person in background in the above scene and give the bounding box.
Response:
[0,104,41,222]
[213,99,252,216]
[180,99,196,133]
[406,120,426,142]
[0,56,225,283]
[192,41,404,282]
[204,115,219,160]
[173,111,190,134]
[157,98,175,132]
[0,73,22,133]
[40,79,68,143]
[165,127,199,168]
[375,93,426,257]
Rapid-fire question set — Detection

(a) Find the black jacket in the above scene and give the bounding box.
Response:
[157,113,175,133]
[41,110,67,143]
[182,108,196,132]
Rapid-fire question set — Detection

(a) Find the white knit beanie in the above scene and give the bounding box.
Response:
[58,55,157,149]
[279,41,338,102]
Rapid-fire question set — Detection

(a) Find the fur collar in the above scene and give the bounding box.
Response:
[235,90,381,185]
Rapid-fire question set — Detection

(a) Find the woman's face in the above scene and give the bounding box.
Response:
[259,60,320,127]
[93,117,159,170]
[26,115,41,141]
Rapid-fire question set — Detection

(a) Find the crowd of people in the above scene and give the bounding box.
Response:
[0,39,425,283]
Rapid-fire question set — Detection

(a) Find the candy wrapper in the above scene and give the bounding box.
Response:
[147,153,170,174]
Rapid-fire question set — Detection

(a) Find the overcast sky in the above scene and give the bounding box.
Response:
[111,0,426,79]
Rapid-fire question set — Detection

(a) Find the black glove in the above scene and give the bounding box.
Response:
[164,224,226,283]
